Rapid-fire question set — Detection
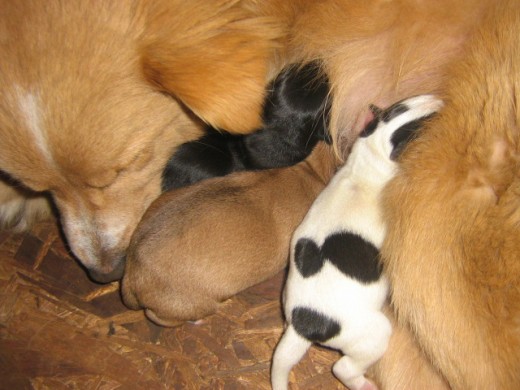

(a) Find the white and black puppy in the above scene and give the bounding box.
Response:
[161,62,330,191]
[271,95,444,390]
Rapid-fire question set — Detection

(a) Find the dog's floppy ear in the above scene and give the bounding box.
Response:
[141,1,285,133]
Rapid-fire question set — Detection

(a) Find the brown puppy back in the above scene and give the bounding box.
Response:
[122,144,338,324]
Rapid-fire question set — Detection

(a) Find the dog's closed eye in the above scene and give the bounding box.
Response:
[85,170,120,189]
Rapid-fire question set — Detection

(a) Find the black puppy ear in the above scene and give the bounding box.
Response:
[359,104,384,138]
[369,104,383,117]
[390,113,436,161]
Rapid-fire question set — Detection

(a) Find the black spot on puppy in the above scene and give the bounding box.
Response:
[321,232,381,283]
[295,232,381,283]
[295,238,323,277]
[292,307,341,343]
[359,104,382,138]
[390,113,436,161]
[360,102,409,138]
[359,117,379,138]
[381,103,409,122]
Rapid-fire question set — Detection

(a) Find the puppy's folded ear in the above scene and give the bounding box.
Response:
[141,1,285,133]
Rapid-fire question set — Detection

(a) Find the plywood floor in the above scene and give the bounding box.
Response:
[0,221,343,389]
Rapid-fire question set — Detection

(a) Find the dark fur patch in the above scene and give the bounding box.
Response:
[162,61,330,192]
[381,103,409,122]
[294,232,381,283]
[359,117,379,138]
[321,231,381,283]
[390,113,435,161]
[359,102,408,138]
[294,238,323,278]
[161,129,246,191]
[292,307,341,343]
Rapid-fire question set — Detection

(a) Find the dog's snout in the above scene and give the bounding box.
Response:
[87,255,125,284]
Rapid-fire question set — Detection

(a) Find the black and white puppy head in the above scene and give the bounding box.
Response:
[358,94,444,162]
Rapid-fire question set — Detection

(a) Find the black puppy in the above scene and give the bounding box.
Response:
[162,62,331,191]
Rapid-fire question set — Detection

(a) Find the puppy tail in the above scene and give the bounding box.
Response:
[271,324,311,390]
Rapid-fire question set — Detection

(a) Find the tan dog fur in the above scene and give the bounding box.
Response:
[0,0,286,280]
[382,2,520,388]
[124,1,520,388]
[0,0,491,271]
[0,0,492,277]
[368,306,449,390]
[122,143,338,324]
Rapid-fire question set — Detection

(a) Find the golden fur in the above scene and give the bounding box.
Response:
[0,0,286,280]
[382,2,520,387]
[124,1,520,388]
[0,0,490,275]
[368,306,449,390]
[282,0,493,152]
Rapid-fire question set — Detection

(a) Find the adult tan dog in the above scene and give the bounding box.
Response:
[0,0,286,282]
[0,0,489,279]
[123,1,520,389]
[2,0,520,389]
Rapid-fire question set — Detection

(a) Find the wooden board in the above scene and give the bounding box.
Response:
[0,221,343,389]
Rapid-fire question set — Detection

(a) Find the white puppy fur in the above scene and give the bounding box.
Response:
[271,95,444,390]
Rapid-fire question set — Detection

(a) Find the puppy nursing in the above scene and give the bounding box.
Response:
[271,95,443,390]
[162,62,330,191]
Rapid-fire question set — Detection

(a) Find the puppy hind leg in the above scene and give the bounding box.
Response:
[333,357,379,390]
[271,324,312,390]
[334,313,391,390]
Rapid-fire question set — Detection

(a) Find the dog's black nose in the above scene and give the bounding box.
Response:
[88,258,125,284]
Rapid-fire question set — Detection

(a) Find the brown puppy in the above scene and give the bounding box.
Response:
[382,2,520,388]
[122,143,338,324]
[0,0,286,282]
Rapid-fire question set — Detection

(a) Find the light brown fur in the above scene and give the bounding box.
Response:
[286,0,492,154]
[382,2,520,388]
[368,306,450,390]
[0,0,287,280]
[0,0,490,275]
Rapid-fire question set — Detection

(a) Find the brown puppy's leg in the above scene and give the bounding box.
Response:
[122,143,337,323]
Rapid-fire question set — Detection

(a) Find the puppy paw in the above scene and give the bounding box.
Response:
[358,379,379,390]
